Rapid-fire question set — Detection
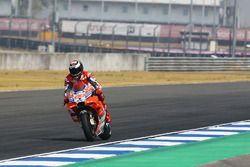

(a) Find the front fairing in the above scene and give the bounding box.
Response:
[68,90,92,104]
[66,83,97,110]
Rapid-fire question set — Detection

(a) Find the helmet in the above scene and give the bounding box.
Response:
[69,60,83,79]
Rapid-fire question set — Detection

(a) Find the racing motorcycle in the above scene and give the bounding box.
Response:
[65,81,111,141]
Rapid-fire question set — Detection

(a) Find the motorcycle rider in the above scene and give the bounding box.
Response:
[64,59,111,125]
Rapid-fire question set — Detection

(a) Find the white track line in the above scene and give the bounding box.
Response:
[83,147,150,152]
[208,127,250,131]
[232,122,250,126]
[41,153,116,159]
[119,141,184,146]
[149,136,213,141]
[180,131,239,136]
[0,161,74,166]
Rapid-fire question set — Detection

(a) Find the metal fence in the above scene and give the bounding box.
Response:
[145,57,250,71]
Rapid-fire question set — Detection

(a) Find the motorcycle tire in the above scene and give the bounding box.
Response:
[99,123,112,140]
[79,111,96,141]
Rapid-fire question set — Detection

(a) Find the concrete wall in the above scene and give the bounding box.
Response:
[0,52,148,71]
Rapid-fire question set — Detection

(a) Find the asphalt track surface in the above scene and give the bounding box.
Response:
[1,82,250,161]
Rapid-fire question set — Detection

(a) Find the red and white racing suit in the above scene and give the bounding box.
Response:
[64,70,111,123]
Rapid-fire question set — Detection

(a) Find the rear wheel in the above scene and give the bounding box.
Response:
[79,111,97,141]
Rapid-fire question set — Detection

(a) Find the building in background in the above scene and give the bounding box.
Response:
[7,0,222,26]
[221,0,250,28]
[56,0,221,26]
[7,0,250,28]
[237,0,250,28]
[0,0,12,16]
[5,0,222,26]
[14,0,51,18]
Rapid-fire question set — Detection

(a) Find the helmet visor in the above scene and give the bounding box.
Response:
[69,67,81,77]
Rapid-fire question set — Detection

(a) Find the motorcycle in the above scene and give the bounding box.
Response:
[65,80,111,141]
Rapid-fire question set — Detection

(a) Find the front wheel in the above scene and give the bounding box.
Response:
[99,123,112,140]
[79,111,96,141]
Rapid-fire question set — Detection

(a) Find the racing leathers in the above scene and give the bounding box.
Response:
[64,70,111,123]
